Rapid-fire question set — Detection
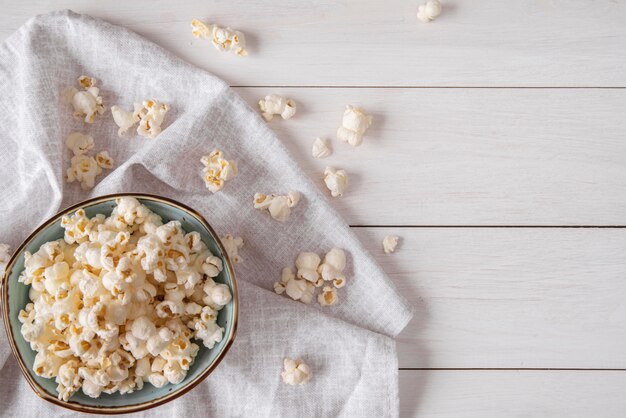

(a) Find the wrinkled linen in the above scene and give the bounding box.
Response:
[0,10,413,417]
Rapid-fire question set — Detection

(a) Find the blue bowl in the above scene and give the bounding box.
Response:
[1,193,238,414]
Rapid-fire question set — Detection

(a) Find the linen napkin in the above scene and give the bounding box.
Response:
[0,10,413,417]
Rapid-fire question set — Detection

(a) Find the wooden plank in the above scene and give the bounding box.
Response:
[353,227,626,369]
[2,1,626,86]
[399,369,626,417]
[235,87,626,226]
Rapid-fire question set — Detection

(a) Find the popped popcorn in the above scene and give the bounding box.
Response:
[337,105,372,147]
[221,234,244,264]
[318,286,338,306]
[323,167,348,197]
[66,154,103,190]
[17,197,232,400]
[295,252,321,283]
[281,358,312,386]
[0,243,10,277]
[253,191,300,222]
[201,150,238,193]
[95,151,114,169]
[311,137,331,159]
[191,19,248,57]
[383,235,400,254]
[275,249,348,305]
[65,132,113,190]
[65,75,105,123]
[318,248,346,285]
[417,0,442,22]
[65,132,94,156]
[111,100,169,139]
[258,94,297,122]
[110,104,141,136]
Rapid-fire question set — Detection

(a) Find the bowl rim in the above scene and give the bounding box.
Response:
[1,193,239,414]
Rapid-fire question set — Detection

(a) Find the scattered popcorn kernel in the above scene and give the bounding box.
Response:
[191,19,247,57]
[311,137,331,159]
[323,167,348,197]
[67,75,105,123]
[281,358,312,386]
[299,282,315,304]
[318,286,338,306]
[382,235,399,254]
[295,252,321,283]
[134,100,170,139]
[337,105,372,147]
[332,277,345,288]
[221,234,244,264]
[66,154,103,190]
[254,191,301,222]
[258,94,296,122]
[95,151,114,169]
[201,150,238,193]
[318,248,346,283]
[0,243,10,276]
[111,104,142,136]
[65,132,95,156]
[16,197,233,400]
[273,281,286,295]
[417,0,442,22]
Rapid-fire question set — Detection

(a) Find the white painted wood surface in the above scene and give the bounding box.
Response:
[399,370,626,417]
[3,0,626,86]
[356,227,626,369]
[1,1,625,416]
[234,87,626,226]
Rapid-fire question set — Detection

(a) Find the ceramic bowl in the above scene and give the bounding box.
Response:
[1,193,238,414]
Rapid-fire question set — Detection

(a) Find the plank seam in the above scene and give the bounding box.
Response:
[399,368,626,371]
[233,86,626,89]
[350,225,626,228]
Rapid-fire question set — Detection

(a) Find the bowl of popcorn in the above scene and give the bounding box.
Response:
[1,194,238,413]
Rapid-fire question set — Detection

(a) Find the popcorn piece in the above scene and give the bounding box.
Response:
[201,150,238,193]
[311,137,331,159]
[0,243,10,277]
[135,100,170,139]
[323,167,348,197]
[66,154,103,190]
[318,248,346,283]
[258,94,296,122]
[254,191,300,222]
[95,151,114,169]
[285,278,314,304]
[383,235,400,254]
[295,252,321,283]
[111,104,141,136]
[281,358,312,386]
[221,234,244,264]
[274,266,294,294]
[65,132,94,156]
[318,285,338,306]
[191,19,247,57]
[337,105,372,147]
[417,0,442,22]
[16,198,233,400]
[67,76,105,123]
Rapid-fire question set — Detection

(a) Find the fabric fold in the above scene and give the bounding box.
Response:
[0,10,413,416]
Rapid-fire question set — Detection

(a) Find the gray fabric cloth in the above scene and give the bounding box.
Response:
[0,10,413,417]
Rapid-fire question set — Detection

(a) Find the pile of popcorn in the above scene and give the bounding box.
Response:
[274,248,346,307]
[16,197,232,400]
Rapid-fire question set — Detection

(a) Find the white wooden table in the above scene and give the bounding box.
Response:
[3,1,626,416]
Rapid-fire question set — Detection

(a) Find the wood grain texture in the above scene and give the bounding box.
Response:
[354,227,626,369]
[235,87,626,226]
[399,370,626,417]
[1,0,626,86]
